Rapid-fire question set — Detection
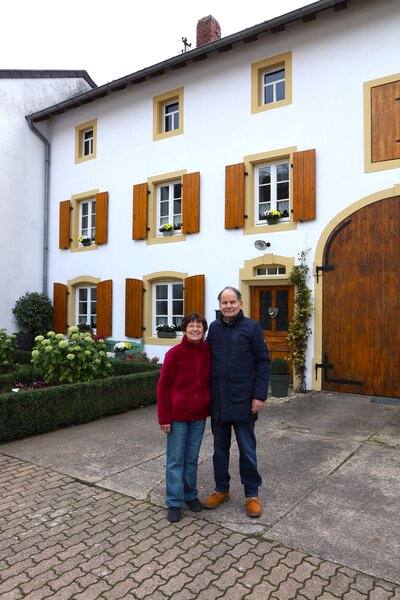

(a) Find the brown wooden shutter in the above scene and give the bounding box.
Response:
[371,80,400,163]
[59,200,71,249]
[53,283,68,333]
[132,183,148,240]
[184,274,205,315]
[95,192,108,245]
[225,163,245,229]
[96,279,112,337]
[182,172,200,234]
[125,278,143,338]
[292,149,316,222]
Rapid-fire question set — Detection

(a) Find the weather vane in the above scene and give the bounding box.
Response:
[181,37,192,53]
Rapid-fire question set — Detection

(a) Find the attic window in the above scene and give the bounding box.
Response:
[75,119,97,163]
[153,87,184,141]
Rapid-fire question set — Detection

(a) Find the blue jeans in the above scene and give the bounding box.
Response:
[211,418,262,497]
[165,419,206,508]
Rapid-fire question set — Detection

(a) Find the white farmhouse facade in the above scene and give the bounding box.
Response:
[9,0,400,396]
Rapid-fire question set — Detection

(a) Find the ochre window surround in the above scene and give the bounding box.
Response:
[153,88,184,141]
[251,51,292,114]
[75,119,97,163]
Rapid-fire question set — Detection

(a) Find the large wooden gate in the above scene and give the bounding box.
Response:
[320,196,400,397]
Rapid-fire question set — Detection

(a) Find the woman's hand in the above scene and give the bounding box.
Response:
[160,424,171,433]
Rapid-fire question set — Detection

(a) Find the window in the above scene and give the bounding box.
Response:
[77,286,97,330]
[251,52,292,114]
[133,171,200,243]
[158,181,182,234]
[256,160,290,223]
[75,119,97,163]
[79,198,96,243]
[364,74,400,172]
[164,101,179,132]
[225,147,316,233]
[154,282,184,333]
[263,67,285,105]
[256,266,286,276]
[153,88,184,140]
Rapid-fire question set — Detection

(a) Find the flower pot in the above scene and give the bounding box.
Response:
[115,351,127,360]
[82,239,91,246]
[162,231,173,237]
[157,332,176,338]
[269,374,290,397]
[266,217,280,225]
[15,332,35,351]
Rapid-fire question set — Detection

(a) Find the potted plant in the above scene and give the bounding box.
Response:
[156,324,177,338]
[159,223,173,237]
[269,357,290,397]
[12,292,53,350]
[78,234,92,246]
[113,341,133,360]
[262,210,281,225]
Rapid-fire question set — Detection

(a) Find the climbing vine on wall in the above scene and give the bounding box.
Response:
[287,249,313,392]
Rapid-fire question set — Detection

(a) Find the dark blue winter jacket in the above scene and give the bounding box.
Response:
[207,310,270,422]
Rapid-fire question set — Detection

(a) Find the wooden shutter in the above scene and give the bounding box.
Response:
[225,163,245,229]
[125,279,143,338]
[59,200,71,249]
[53,283,67,333]
[96,279,112,337]
[371,80,400,163]
[184,274,205,315]
[182,172,200,234]
[132,183,148,240]
[95,192,108,245]
[292,149,316,222]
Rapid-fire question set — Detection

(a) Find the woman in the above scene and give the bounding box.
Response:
[157,312,211,523]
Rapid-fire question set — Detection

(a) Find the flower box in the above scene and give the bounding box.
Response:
[157,331,176,339]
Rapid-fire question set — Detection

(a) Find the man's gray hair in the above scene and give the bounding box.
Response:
[217,286,242,302]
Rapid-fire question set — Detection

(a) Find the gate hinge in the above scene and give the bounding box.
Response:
[315,264,334,283]
[315,358,333,380]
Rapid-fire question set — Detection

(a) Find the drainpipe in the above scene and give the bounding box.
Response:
[26,117,50,296]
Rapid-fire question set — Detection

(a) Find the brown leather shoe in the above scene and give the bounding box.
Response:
[203,491,230,509]
[246,496,262,517]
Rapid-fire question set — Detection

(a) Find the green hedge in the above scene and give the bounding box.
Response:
[0,369,160,443]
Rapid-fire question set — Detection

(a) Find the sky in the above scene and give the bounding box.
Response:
[2,0,314,86]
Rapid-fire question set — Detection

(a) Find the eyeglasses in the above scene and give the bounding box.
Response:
[186,324,204,330]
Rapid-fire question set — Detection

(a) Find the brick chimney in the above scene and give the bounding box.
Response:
[196,15,221,47]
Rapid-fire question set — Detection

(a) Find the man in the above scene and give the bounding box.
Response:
[203,286,269,517]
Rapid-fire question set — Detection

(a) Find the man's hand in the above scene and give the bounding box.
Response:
[251,399,264,414]
[160,424,171,433]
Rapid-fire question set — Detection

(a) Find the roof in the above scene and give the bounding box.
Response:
[0,69,97,89]
[27,0,351,122]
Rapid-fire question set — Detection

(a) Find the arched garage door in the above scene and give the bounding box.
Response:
[321,196,400,398]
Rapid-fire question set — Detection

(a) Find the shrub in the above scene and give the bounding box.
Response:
[0,370,160,442]
[12,292,53,335]
[0,328,16,364]
[270,358,289,375]
[31,326,112,384]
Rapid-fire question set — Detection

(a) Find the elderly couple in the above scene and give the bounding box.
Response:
[157,286,270,523]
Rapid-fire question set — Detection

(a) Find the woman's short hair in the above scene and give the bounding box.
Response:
[182,312,208,333]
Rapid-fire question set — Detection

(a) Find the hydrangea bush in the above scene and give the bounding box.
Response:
[31,326,112,384]
[0,328,16,363]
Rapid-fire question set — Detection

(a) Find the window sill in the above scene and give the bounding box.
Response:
[147,233,186,245]
[245,221,297,235]
[70,243,98,253]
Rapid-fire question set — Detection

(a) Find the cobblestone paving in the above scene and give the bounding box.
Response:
[1,454,399,600]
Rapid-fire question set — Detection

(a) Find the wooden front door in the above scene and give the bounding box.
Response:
[251,286,294,361]
[321,196,400,397]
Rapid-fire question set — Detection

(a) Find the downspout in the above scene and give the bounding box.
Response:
[26,117,50,296]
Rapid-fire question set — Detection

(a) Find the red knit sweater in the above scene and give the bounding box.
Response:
[157,336,211,425]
